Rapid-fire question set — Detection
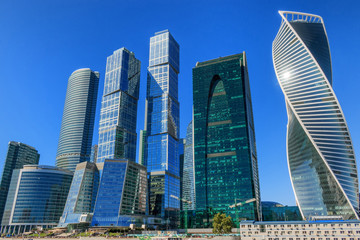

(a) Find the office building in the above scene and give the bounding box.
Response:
[58,162,99,228]
[56,68,99,172]
[90,145,98,163]
[240,220,360,240]
[138,130,146,166]
[144,30,180,226]
[182,120,195,211]
[97,48,141,165]
[91,159,147,227]
[179,138,185,210]
[0,142,39,225]
[272,11,359,219]
[192,53,261,227]
[261,201,302,221]
[0,165,73,234]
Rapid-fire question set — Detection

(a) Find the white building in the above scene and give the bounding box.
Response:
[240,220,360,240]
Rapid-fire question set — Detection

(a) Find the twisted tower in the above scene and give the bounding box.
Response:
[273,11,359,220]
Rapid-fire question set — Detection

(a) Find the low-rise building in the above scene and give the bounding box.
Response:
[58,162,99,228]
[240,220,360,240]
[0,165,73,234]
[91,159,147,227]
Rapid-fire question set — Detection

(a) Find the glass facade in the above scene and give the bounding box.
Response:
[138,130,147,166]
[273,11,359,220]
[1,165,73,234]
[91,159,147,227]
[144,30,180,224]
[56,68,99,172]
[97,48,140,164]
[179,139,185,210]
[182,120,196,210]
[90,144,98,163]
[261,201,302,221]
[58,162,99,227]
[0,142,39,225]
[192,53,261,227]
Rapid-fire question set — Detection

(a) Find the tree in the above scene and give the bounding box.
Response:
[212,212,233,234]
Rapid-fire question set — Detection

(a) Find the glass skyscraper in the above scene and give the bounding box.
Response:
[97,48,141,164]
[58,162,99,228]
[89,47,143,228]
[179,138,185,210]
[0,142,39,226]
[56,68,99,172]
[0,165,73,234]
[192,53,261,227]
[144,30,180,224]
[91,159,147,227]
[273,11,359,220]
[90,144,98,163]
[138,130,147,166]
[182,120,195,211]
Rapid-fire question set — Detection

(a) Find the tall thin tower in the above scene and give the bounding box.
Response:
[56,68,99,172]
[273,11,359,219]
[144,30,180,222]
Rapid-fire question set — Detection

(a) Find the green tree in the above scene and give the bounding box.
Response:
[212,213,233,234]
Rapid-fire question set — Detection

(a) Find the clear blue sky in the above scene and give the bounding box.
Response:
[0,0,359,206]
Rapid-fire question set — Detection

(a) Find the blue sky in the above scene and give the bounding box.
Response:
[0,0,359,206]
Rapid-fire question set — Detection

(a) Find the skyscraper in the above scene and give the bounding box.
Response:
[0,142,39,225]
[97,48,141,164]
[179,138,185,210]
[192,53,261,227]
[273,11,359,220]
[56,68,99,172]
[90,145,98,163]
[89,47,142,227]
[182,120,195,211]
[1,165,73,234]
[144,30,180,223]
[138,130,147,166]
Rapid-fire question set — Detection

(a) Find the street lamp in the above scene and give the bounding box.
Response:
[170,195,192,234]
[229,198,256,236]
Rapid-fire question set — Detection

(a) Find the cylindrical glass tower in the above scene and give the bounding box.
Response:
[56,68,99,172]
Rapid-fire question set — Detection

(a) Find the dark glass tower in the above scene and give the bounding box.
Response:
[144,30,180,224]
[192,53,261,227]
[56,68,99,172]
[0,142,39,225]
